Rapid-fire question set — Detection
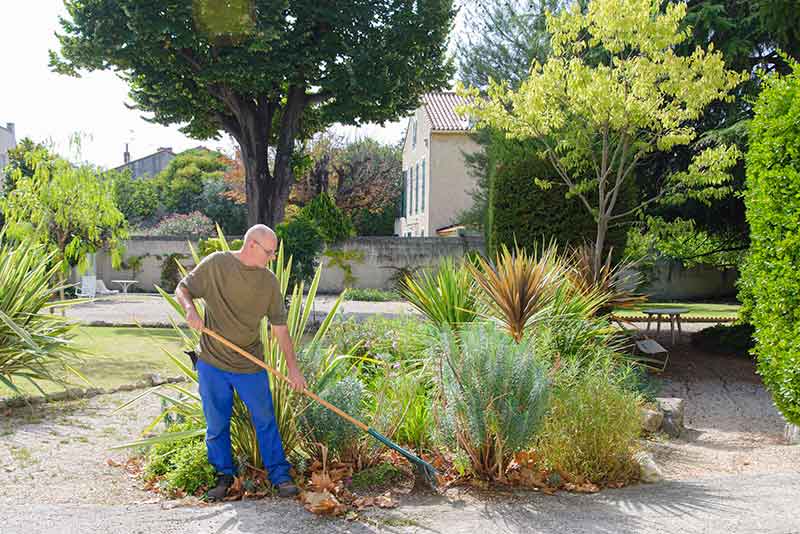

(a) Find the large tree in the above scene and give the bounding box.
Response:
[461,0,745,275]
[51,0,454,227]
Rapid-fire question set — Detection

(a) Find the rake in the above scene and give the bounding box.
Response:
[197,326,439,489]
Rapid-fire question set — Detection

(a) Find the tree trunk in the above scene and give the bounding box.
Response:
[594,216,608,279]
[235,86,306,229]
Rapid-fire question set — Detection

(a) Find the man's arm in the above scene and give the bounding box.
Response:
[271,324,307,392]
[176,286,204,331]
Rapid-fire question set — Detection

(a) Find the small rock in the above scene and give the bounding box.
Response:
[134,380,151,390]
[661,415,682,438]
[116,384,137,392]
[84,388,102,398]
[785,423,800,445]
[66,388,83,399]
[634,451,663,483]
[640,408,664,433]
[656,397,685,433]
[147,373,166,386]
[46,391,70,402]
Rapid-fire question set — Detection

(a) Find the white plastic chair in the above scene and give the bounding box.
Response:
[95,279,119,296]
[75,275,97,298]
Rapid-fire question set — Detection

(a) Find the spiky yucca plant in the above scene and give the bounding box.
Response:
[0,233,86,395]
[565,244,645,313]
[398,257,480,331]
[467,244,564,342]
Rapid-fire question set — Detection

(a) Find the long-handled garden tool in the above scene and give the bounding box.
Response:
[197,326,439,489]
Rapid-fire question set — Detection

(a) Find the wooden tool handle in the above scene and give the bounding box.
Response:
[200,326,369,432]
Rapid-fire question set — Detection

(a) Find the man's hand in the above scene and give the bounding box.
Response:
[186,309,203,331]
[287,366,307,392]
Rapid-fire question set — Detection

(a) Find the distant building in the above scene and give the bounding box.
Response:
[395,92,481,237]
[113,144,175,180]
[0,122,17,187]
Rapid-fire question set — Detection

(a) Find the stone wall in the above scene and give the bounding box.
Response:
[317,236,485,292]
[83,235,485,293]
[642,260,738,301]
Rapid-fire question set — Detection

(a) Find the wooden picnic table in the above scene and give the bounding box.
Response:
[643,307,690,345]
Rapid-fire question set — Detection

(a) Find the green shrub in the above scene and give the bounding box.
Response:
[439,322,551,480]
[276,214,324,287]
[740,62,800,425]
[145,212,216,238]
[299,192,355,244]
[301,375,365,460]
[350,206,396,236]
[159,253,187,293]
[692,323,755,357]
[200,178,247,236]
[144,426,216,496]
[344,288,399,302]
[112,170,159,223]
[536,369,641,484]
[486,131,634,258]
[324,316,430,364]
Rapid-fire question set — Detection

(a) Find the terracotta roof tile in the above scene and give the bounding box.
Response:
[422,92,473,131]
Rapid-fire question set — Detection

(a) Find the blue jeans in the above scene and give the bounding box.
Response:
[197,359,292,485]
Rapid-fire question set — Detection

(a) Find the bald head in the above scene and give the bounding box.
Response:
[243,224,277,248]
[238,224,278,266]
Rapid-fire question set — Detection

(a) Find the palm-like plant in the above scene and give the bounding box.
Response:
[467,244,564,342]
[397,257,480,331]
[0,234,85,395]
[565,244,645,313]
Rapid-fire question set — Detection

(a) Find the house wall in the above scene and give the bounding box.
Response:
[428,132,481,233]
[398,108,432,236]
[116,149,175,180]
[0,122,17,188]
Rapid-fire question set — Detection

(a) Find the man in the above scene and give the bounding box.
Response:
[176,224,307,501]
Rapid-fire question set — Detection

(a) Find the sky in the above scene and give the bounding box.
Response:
[0,0,417,169]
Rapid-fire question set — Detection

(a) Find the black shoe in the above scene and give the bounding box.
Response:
[207,473,234,502]
[277,481,299,498]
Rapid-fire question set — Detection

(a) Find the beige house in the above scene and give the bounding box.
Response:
[395,92,480,237]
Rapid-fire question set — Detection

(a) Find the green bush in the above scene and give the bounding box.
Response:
[200,178,247,236]
[301,375,365,460]
[156,149,227,214]
[112,170,159,223]
[324,316,430,364]
[159,253,187,293]
[486,131,634,258]
[740,62,800,425]
[439,322,551,480]
[536,369,641,484]
[350,462,405,491]
[692,323,755,357]
[350,206,396,236]
[300,192,355,244]
[144,428,216,496]
[275,214,324,287]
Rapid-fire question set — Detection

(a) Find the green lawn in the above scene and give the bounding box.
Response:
[613,302,740,319]
[1,326,187,399]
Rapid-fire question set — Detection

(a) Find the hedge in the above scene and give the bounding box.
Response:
[739,63,800,426]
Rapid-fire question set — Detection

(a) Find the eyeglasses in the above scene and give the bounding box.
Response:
[252,240,276,257]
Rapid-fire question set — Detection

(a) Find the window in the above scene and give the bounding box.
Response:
[406,168,412,218]
[415,162,420,214]
[421,159,426,212]
[401,169,406,217]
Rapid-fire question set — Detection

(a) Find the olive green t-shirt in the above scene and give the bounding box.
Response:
[177,251,287,373]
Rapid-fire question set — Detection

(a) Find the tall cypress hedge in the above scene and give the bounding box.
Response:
[740,64,800,426]
[486,131,634,258]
